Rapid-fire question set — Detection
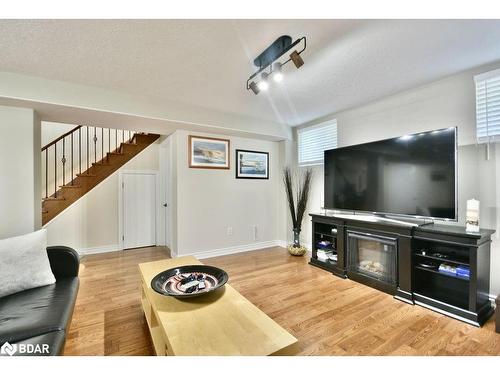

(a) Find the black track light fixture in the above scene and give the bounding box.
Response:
[289,50,304,69]
[246,35,306,95]
[249,81,260,95]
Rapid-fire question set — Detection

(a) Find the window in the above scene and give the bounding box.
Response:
[474,68,500,143]
[297,120,338,166]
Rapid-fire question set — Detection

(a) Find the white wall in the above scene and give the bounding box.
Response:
[295,60,500,298]
[44,141,160,254]
[170,130,284,258]
[0,105,41,238]
[0,72,291,141]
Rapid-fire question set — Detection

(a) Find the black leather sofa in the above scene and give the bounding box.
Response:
[0,246,79,356]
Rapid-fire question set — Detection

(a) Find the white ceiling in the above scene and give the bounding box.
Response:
[2,19,500,127]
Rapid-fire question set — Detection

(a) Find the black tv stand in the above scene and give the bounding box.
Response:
[309,213,495,326]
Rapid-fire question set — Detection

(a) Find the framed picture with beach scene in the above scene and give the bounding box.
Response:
[235,149,269,179]
[188,135,230,169]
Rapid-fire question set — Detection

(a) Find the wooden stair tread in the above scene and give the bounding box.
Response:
[61,185,82,188]
[43,197,65,201]
[76,173,97,177]
[92,162,110,166]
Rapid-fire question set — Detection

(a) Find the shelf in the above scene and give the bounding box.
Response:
[414,253,469,266]
[310,257,338,272]
[414,265,469,281]
[316,257,338,265]
[314,232,336,238]
[414,287,469,311]
[315,249,337,254]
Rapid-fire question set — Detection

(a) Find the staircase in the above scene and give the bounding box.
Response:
[42,125,160,225]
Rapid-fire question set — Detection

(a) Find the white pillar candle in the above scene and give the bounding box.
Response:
[466,198,480,232]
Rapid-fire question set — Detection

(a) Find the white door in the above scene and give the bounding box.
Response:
[122,173,156,249]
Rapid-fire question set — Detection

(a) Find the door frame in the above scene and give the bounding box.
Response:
[118,170,160,250]
[158,135,173,249]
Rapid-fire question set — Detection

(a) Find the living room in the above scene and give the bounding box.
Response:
[1,1,500,373]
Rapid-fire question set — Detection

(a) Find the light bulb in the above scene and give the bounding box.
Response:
[272,62,283,82]
[257,72,269,91]
[273,72,283,82]
[257,80,269,91]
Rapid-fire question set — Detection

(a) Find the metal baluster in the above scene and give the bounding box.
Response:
[94,127,97,164]
[108,128,111,161]
[71,133,74,185]
[86,127,89,173]
[79,127,82,174]
[101,128,104,163]
[62,138,66,186]
[45,149,48,198]
[54,144,57,198]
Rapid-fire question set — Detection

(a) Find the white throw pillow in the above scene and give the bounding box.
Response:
[0,229,56,298]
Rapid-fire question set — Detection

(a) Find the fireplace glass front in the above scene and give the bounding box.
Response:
[347,231,397,286]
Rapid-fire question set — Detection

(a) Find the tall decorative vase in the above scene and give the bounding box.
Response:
[293,229,301,247]
[283,167,312,257]
[288,228,306,256]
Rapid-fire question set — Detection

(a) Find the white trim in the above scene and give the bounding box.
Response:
[297,118,338,133]
[158,136,173,249]
[276,240,288,248]
[178,240,287,259]
[118,170,159,250]
[77,244,121,256]
[474,67,500,82]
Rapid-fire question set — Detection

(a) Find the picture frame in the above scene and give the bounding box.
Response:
[189,135,230,169]
[235,149,269,179]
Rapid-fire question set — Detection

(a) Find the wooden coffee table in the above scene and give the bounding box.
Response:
[139,256,298,355]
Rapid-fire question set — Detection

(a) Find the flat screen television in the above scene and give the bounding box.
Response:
[324,127,457,220]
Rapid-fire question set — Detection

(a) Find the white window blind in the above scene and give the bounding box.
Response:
[474,68,500,143]
[298,120,338,166]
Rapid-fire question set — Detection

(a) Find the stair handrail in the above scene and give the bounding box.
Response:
[42,124,137,200]
[42,125,82,151]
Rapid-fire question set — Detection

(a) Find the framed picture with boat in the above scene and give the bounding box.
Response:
[235,149,269,179]
[189,135,230,169]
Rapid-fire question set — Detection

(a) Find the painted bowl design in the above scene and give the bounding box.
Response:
[151,265,228,298]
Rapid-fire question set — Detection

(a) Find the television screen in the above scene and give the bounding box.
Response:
[324,128,457,219]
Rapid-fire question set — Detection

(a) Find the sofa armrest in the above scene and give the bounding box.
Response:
[46,246,80,279]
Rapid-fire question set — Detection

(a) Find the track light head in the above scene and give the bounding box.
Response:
[272,62,283,82]
[290,50,304,69]
[246,36,306,95]
[249,81,260,95]
[257,72,269,91]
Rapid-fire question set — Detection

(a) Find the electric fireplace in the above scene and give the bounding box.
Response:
[346,230,397,292]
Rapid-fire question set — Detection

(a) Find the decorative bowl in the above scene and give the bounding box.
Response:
[151,265,228,298]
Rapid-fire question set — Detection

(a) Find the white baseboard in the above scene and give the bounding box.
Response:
[78,244,121,256]
[276,240,288,249]
[178,240,287,259]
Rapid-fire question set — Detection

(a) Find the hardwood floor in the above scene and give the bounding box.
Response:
[64,246,500,356]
